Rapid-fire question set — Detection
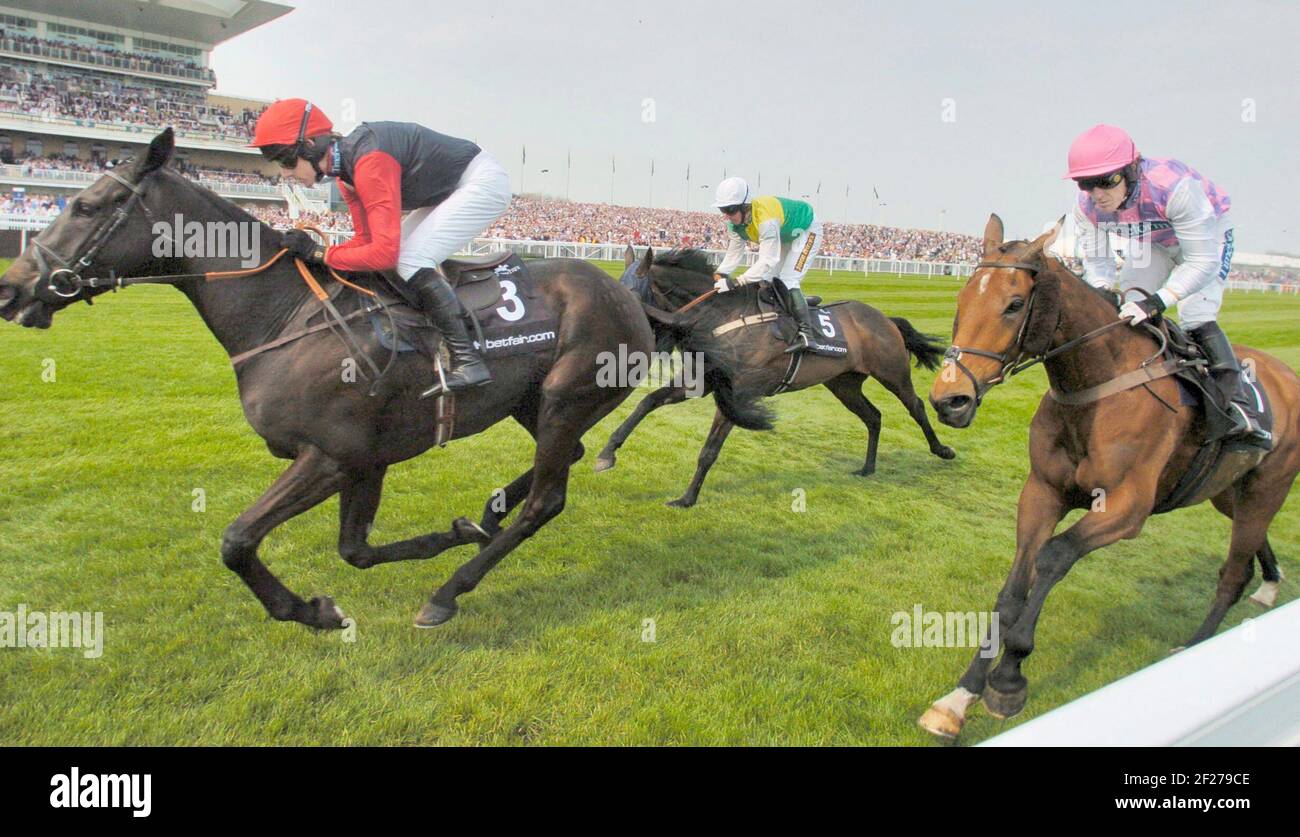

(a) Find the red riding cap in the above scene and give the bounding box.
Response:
[250,98,334,148]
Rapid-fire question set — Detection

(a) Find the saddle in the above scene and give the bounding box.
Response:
[1142,318,1274,513]
[379,251,520,317]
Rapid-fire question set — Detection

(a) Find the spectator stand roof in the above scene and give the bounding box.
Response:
[2,0,292,48]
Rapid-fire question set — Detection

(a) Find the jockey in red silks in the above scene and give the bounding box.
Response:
[250,99,511,396]
[1067,124,1270,448]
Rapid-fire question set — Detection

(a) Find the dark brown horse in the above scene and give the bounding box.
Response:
[0,129,654,629]
[919,214,1299,739]
[601,246,955,507]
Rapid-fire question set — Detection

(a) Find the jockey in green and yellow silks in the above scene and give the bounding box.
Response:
[711,177,832,355]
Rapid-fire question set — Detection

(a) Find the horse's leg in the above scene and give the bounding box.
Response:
[1212,488,1285,607]
[221,445,350,629]
[337,466,488,569]
[1186,477,1291,644]
[983,480,1154,720]
[824,373,882,476]
[595,384,691,472]
[877,368,955,460]
[479,442,587,536]
[666,408,734,508]
[414,391,597,628]
[1251,539,1284,607]
[919,474,1065,738]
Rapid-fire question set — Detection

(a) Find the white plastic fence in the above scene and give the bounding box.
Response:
[980,599,1300,746]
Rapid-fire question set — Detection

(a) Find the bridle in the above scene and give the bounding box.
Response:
[29,167,157,303]
[943,259,1126,406]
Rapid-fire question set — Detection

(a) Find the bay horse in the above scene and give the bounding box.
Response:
[0,128,654,629]
[602,246,955,507]
[918,214,1299,739]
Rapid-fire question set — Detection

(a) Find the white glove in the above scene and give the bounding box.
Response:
[1118,299,1152,325]
[713,274,731,293]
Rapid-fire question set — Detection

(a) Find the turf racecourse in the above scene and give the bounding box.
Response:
[1,256,1296,746]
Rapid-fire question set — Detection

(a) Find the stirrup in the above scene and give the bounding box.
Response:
[784,332,810,354]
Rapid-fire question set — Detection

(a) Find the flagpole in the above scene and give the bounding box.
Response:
[520,145,526,195]
[566,149,571,201]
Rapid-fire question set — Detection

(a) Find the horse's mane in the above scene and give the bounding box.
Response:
[652,248,718,294]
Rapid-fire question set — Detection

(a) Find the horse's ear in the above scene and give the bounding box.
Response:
[624,245,636,267]
[982,213,1004,257]
[138,128,175,176]
[637,246,654,278]
[1020,273,1061,356]
[1022,216,1065,261]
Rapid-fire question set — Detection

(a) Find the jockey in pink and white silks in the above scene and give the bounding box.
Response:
[1067,124,1270,448]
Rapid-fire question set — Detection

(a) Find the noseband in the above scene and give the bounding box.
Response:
[29,168,155,302]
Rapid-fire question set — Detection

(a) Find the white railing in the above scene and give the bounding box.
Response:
[0,40,214,84]
[981,599,1300,746]
[451,238,976,277]
[0,164,329,202]
[0,108,252,146]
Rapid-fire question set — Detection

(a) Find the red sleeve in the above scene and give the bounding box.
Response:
[324,150,402,272]
[336,182,372,245]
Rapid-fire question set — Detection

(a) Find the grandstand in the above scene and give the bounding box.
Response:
[0,0,335,252]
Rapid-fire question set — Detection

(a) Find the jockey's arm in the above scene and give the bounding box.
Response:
[324,150,403,273]
[1156,178,1223,307]
[716,226,746,276]
[734,219,782,284]
[1072,200,1116,289]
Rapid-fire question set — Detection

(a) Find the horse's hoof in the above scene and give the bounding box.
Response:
[983,685,1027,720]
[593,456,615,473]
[1249,580,1280,608]
[414,600,458,629]
[917,705,964,740]
[935,445,957,460]
[665,497,694,509]
[454,516,492,545]
[309,596,347,630]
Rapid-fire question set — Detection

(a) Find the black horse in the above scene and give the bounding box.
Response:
[0,128,655,629]
[600,246,955,507]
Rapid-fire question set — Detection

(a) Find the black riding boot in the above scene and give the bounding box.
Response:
[1189,321,1272,448]
[407,268,492,398]
[779,283,833,356]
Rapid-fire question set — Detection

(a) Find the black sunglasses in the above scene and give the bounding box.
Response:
[718,204,747,215]
[1074,170,1125,192]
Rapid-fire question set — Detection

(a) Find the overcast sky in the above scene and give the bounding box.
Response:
[212,0,1299,253]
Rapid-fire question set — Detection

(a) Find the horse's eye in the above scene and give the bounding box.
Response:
[1004,298,1025,315]
[73,201,95,217]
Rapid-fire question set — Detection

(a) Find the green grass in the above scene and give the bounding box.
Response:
[1,257,1297,746]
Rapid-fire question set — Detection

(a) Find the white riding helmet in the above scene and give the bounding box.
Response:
[712,177,751,209]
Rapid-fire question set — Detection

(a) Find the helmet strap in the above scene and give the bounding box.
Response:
[1119,157,1142,210]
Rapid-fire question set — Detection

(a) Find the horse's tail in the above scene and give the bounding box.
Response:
[890,317,946,371]
[708,367,774,431]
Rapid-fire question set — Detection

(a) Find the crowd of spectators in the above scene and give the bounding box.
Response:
[486,196,983,261]
[0,31,213,81]
[0,58,258,141]
[1230,266,1300,286]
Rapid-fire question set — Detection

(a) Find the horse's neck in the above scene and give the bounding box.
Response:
[1044,268,1158,394]
[166,186,311,358]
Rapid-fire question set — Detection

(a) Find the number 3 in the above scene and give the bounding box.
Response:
[497,279,526,322]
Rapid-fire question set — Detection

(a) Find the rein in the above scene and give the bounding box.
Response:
[29,169,397,390]
[943,260,1131,406]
